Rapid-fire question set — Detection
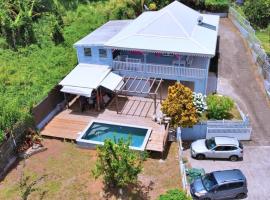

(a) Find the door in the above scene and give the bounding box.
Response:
[209,146,228,159]
[212,183,232,200]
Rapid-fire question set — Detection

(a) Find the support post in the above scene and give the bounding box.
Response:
[97,88,100,111]
[115,93,119,114]
[154,94,157,115]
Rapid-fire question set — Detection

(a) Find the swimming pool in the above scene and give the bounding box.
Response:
[76,120,152,151]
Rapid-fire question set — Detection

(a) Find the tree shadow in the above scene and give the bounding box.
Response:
[102,181,155,200]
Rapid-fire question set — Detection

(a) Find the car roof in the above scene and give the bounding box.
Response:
[213,169,246,185]
[214,137,239,146]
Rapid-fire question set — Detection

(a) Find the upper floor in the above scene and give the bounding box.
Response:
[73,1,219,80]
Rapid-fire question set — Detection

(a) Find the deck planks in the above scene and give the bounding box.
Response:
[41,96,166,152]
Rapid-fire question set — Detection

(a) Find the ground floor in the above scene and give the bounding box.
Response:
[0,139,181,200]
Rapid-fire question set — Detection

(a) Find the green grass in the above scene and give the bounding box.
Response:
[256,28,270,55]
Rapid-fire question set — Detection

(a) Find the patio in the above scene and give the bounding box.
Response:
[41,95,169,152]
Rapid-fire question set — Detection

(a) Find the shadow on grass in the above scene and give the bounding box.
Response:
[102,181,155,200]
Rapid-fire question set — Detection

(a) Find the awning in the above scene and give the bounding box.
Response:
[61,86,93,97]
[59,63,124,97]
[100,72,124,91]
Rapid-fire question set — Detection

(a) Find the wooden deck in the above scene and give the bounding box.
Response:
[41,96,168,152]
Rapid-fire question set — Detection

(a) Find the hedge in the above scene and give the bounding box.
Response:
[205,0,229,12]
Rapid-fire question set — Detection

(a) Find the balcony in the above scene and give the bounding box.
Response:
[112,60,207,79]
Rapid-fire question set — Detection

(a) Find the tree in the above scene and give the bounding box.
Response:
[92,138,146,189]
[243,0,270,29]
[161,83,199,128]
[158,189,192,200]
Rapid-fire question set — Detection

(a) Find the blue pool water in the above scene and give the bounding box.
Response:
[81,122,148,148]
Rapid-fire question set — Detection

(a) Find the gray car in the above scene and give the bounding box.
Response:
[191,137,243,161]
[190,169,248,200]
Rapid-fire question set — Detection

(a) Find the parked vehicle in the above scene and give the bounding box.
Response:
[191,137,243,161]
[190,169,248,200]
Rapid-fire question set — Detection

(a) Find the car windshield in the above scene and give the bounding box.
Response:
[205,138,216,149]
[202,173,217,191]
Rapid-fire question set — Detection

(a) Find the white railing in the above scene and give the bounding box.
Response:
[176,127,189,192]
[112,60,207,79]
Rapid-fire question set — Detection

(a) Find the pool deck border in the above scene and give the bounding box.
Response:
[76,119,152,151]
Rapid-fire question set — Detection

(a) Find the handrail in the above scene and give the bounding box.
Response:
[112,60,207,79]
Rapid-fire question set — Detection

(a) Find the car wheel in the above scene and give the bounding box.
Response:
[229,155,239,161]
[196,154,205,160]
[236,193,246,199]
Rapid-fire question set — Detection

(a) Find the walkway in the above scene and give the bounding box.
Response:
[217,19,270,146]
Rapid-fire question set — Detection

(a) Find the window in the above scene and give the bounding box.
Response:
[205,138,216,149]
[99,49,107,58]
[216,184,229,191]
[214,146,225,151]
[84,48,92,56]
[202,173,217,191]
[223,146,238,151]
[228,182,244,189]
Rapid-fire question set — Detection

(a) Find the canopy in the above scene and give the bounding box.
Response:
[60,64,123,97]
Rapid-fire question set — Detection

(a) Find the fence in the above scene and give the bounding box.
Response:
[0,123,28,179]
[32,85,65,129]
[176,127,189,191]
[229,7,270,96]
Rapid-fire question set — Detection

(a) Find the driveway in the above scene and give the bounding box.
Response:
[217,19,270,146]
[184,146,270,200]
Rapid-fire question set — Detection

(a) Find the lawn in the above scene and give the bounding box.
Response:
[0,139,181,200]
[256,29,270,55]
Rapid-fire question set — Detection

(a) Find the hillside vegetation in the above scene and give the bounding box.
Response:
[0,0,142,141]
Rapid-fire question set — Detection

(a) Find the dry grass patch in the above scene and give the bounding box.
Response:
[0,139,181,200]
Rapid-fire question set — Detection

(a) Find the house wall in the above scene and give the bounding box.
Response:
[76,46,113,66]
[76,46,211,94]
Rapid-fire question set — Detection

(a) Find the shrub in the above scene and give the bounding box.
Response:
[243,0,270,29]
[205,0,229,12]
[206,94,234,120]
[158,189,192,200]
[92,138,146,188]
[193,92,207,115]
[161,83,199,128]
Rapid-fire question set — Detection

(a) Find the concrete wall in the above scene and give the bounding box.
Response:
[76,46,113,66]
[181,123,207,141]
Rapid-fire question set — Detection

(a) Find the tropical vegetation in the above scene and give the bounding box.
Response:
[92,138,147,189]
[161,83,199,128]
[0,0,149,143]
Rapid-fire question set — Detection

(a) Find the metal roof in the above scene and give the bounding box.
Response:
[59,64,123,97]
[105,1,219,57]
[74,20,132,46]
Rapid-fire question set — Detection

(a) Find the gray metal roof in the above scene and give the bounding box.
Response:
[105,1,219,57]
[74,20,132,46]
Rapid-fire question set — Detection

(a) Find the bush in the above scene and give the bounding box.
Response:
[158,189,192,200]
[206,94,234,120]
[92,138,146,188]
[205,0,229,12]
[243,0,270,29]
[161,83,199,128]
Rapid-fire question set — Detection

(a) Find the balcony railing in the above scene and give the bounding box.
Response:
[112,60,207,79]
